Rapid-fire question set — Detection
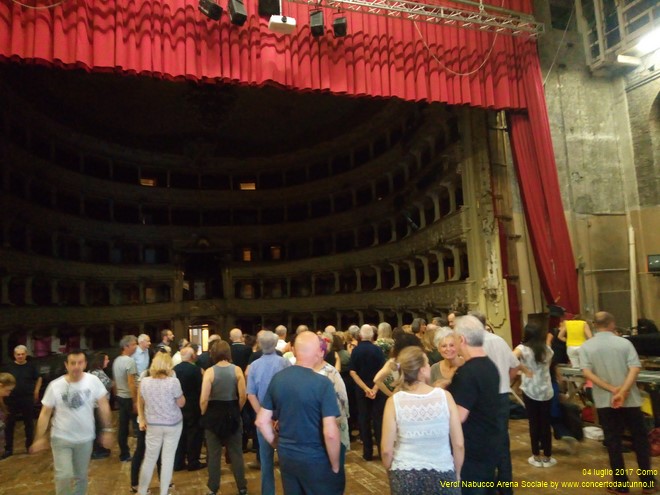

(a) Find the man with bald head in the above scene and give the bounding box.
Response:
[274,325,288,352]
[256,332,344,495]
[173,347,205,472]
[229,328,252,372]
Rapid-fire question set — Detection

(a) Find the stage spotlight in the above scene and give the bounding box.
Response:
[199,0,222,20]
[228,0,247,25]
[333,16,347,37]
[259,0,280,16]
[310,10,325,37]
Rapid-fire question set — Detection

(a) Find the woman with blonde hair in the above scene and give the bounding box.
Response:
[381,347,464,494]
[1,373,17,451]
[137,352,185,495]
[430,328,464,389]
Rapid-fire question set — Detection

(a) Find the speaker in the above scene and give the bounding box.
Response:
[228,0,247,25]
[199,0,222,20]
[259,0,280,17]
[333,16,347,37]
[310,10,324,37]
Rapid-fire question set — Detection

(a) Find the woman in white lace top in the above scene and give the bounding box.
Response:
[380,346,464,495]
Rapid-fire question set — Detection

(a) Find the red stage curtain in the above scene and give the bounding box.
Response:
[0,0,535,109]
[509,49,580,315]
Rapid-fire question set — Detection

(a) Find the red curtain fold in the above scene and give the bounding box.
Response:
[0,0,581,315]
[1,0,536,109]
[509,47,580,314]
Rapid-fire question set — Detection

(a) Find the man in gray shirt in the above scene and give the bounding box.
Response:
[112,335,138,462]
[580,311,656,494]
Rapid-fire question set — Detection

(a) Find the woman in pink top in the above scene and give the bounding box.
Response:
[137,352,185,495]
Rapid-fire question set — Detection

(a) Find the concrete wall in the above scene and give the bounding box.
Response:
[532,0,660,326]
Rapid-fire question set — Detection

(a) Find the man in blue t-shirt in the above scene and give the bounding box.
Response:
[256,331,344,495]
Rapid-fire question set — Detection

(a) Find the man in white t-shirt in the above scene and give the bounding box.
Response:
[30,350,112,495]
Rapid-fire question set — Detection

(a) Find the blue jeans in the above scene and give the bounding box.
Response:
[257,430,276,495]
[51,437,94,495]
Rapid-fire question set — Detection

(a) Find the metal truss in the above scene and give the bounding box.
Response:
[285,0,544,37]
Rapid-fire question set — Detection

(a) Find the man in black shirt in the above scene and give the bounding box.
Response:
[349,324,386,461]
[173,347,205,471]
[3,345,42,458]
[448,315,502,494]
[229,328,252,372]
[155,329,174,354]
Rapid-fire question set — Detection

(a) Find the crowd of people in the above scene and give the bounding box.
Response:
[0,310,657,495]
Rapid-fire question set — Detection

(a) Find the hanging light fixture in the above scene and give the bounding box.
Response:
[199,0,222,20]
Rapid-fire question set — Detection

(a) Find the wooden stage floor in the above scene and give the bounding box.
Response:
[0,416,654,494]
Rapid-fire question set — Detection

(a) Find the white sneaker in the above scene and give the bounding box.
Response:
[528,456,543,467]
[542,457,557,467]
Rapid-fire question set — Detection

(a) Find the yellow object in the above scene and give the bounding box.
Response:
[641,391,653,416]
[566,320,587,347]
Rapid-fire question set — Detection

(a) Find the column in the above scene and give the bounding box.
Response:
[1,276,11,305]
[430,250,446,283]
[50,328,61,354]
[25,330,34,356]
[396,312,403,327]
[310,274,316,296]
[433,193,441,221]
[336,311,342,329]
[221,268,232,302]
[0,333,9,365]
[390,263,400,289]
[356,310,364,326]
[79,327,88,350]
[25,227,32,253]
[371,265,382,290]
[106,324,114,347]
[25,276,34,305]
[79,281,87,305]
[333,272,340,294]
[451,247,461,281]
[354,268,362,292]
[449,186,457,213]
[390,219,397,243]
[51,232,59,258]
[417,203,426,229]
[286,277,292,297]
[417,255,430,286]
[79,238,87,261]
[50,279,59,305]
[312,313,318,330]
[405,260,417,288]
[376,309,385,323]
